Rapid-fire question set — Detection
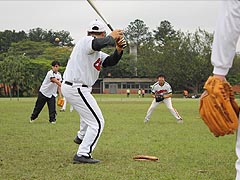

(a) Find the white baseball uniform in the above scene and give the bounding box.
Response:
[144,81,182,122]
[210,1,240,179]
[62,33,123,159]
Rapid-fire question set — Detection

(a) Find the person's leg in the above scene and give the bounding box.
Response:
[144,99,159,122]
[62,84,104,161]
[30,92,47,121]
[75,88,104,158]
[47,96,56,123]
[73,118,88,145]
[164,98,182,122]
[78,119,88,140]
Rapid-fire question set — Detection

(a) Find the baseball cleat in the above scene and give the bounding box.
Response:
[177,119,183,123]
[74,136,83,145]
[144,118,149,123]
[73,154,100,164]
[50,120,56,124]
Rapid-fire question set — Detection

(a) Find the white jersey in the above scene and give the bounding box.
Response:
[63,36,109,87]
[151,81,172,95]
[39,70,62,98]
[211,0,240,76]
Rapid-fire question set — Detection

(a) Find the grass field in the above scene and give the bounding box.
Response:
[0,95,239,180]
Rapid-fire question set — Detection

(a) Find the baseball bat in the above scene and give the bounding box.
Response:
[86,0,127,48]
[86,0,113,31]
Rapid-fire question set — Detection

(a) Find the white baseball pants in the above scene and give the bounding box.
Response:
[61,83,104,158]
[145,98,181,121]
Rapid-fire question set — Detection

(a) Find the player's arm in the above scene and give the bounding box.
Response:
[92,30,123,51]
[92,36,115,51]
[102,50,123,67]
[57,86,62,98]
[50,77,61,87]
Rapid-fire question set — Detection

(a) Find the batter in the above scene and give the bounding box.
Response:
[61,20,125,163]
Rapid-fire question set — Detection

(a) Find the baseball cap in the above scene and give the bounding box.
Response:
[87,19,106,33]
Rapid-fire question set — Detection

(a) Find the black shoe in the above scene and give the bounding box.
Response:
[74,136,82,145]
[49,120,56,124]
[73,154,100,164]
[30,118,35,123]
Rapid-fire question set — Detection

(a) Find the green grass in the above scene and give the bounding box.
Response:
[0,96,239,180]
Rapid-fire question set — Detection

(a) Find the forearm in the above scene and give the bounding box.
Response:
[92,36,115,51]
[102,49,123,67]
[50,78,61,87]
[58,86,62,98]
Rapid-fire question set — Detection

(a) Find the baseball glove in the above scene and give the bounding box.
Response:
[199,76,239,137]
[133,155,159,161]
[116,37,127,49]
[155,94,164,102]
[57,97,64,107]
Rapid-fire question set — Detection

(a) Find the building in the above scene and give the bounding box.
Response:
[95,77,155,94]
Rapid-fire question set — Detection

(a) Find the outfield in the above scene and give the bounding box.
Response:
[0,95,239,180]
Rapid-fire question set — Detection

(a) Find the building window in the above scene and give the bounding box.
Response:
[105,83,109,89]
[117,83,121,88]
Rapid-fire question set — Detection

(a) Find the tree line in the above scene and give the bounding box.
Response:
[0,20,239,97]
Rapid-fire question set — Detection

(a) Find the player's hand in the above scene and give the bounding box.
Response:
[116,36,127,50]
[109,29,123,40]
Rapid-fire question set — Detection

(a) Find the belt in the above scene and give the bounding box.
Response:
[65,81,88,87]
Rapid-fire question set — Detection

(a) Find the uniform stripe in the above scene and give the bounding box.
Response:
[174,108,181,119]
[77,88,101,156]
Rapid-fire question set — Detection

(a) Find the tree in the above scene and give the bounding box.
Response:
[100,47,136,78]
[0,56,26,97]
[153,20,177,47]
[0,30,27,54]
[28,28,73,46]
[166,29,213,94]
[39,46,72,66]
[7,40,52,59]
[124,19,153,76]
[124,19,152,47]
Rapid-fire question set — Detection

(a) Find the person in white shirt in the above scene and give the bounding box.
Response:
[203,1,240,179]
[144,74,183,123]
[61,20,125,164]
[30,61,62,124]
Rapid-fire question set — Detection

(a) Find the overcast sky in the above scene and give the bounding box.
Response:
[0,1,239,50]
